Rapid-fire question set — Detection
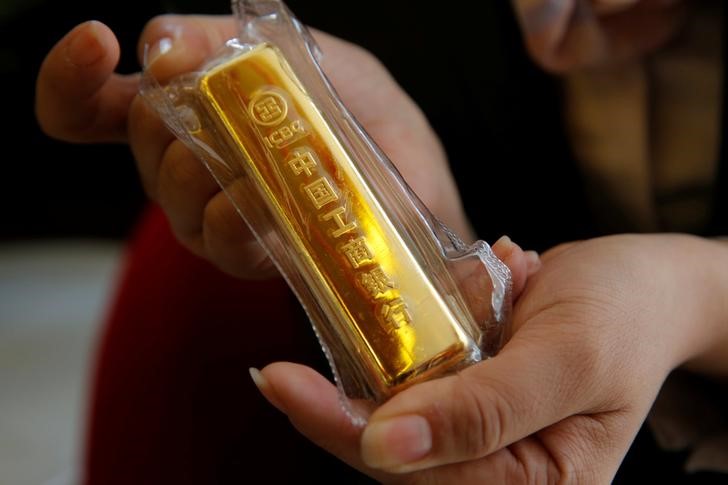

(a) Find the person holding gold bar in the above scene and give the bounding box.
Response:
[35,0,728,483]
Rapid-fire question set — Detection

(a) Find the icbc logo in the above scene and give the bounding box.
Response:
[249,91,288,126]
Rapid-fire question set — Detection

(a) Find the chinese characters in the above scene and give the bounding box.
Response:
[249,88,412,332]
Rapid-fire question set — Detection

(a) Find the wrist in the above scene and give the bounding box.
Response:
[665,235,728,375]
[682,237,728,375]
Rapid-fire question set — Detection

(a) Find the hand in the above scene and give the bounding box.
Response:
[511,0,688,72]
[252,234,728,483]
[36,16,475,279]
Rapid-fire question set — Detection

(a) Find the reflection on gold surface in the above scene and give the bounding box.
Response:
[197,44,474,400]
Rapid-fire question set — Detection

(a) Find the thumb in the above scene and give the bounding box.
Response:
[36,21,139,143]
[359,334,590,473]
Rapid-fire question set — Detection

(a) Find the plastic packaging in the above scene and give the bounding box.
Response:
[141,0,512,424]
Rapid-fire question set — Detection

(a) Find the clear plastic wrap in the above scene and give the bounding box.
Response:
[141,0,512,424]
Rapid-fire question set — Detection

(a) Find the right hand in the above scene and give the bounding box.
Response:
[512,0,688,72]
[255,234,728,484]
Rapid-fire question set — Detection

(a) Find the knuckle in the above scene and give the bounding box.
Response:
[158,141,203,193]
[548,415,619,484]
[201,196,270,278]
[202,194,235,243]
[447,373,512,459]
[141,14,181,41]
[548,454,578,485]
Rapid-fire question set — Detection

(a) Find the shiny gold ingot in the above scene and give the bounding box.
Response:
[197,44,476,400]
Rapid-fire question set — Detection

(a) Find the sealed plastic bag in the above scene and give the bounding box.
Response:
[141,0,512,424]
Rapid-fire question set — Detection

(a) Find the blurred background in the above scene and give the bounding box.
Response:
[3,2,231,483]
[2,0,703,483]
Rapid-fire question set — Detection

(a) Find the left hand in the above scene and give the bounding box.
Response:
[251,234,728,483]
[35,16,476,279]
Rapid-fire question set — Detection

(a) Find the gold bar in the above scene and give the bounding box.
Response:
[197,44,475,400]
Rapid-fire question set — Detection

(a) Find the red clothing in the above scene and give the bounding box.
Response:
[84,206,364,484]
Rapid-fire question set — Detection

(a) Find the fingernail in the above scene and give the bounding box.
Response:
[249,367,286,413]
[147,37,174,66]
[492,236,516,260]
[524,250,541,268]
[495,235,512,246]
[361,415,432,471]
[67,21,105,67]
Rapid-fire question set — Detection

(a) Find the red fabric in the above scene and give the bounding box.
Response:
[83,206,356,484]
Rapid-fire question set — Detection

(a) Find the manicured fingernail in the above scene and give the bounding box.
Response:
[361,415,432,471]
[249,367,286,413]
[67,21,105,67]
[147,37,174,66]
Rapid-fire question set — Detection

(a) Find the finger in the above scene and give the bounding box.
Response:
[130,14,237,191]
[128,93,218,243]
[130,14,236,193]
[492,236,541,299]
[138,14,237,84]
[359,331,596,473]
[413,436,561,483]
[524,251,541,277]
[418,411,638,483]
[131,14,273,274]
[200,183,276,279]
[155,139,221,242]
[251,363,393,482]
[128,95,176,198]
[510,0,581,67]
[36,21,138,143]
[253,364,541,484]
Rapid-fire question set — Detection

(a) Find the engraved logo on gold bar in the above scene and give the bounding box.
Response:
[249,91,288,126]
